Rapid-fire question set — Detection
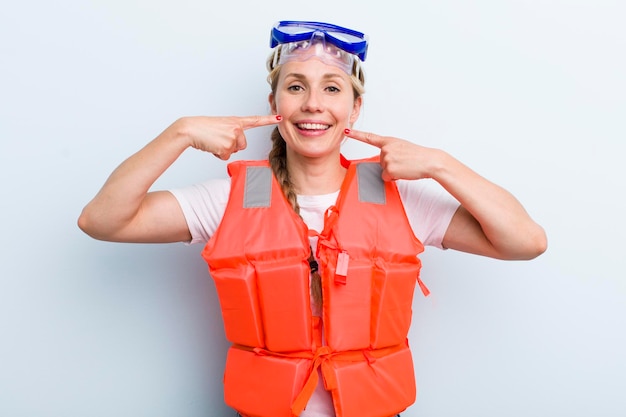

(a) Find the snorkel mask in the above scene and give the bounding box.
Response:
[268,21,369,76]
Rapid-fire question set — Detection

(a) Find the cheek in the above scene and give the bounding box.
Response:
[274,94,296,115]
[338,102,357,122]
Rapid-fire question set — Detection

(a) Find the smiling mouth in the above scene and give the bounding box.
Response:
[296,123,331,131]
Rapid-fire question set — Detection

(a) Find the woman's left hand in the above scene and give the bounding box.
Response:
[345,128,547,260]
[345,128,441,182]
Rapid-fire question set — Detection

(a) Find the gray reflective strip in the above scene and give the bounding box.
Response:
[357,162,386,204]
[243,166,272,208]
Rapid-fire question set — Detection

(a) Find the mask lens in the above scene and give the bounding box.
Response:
[325,30,363,43]
[278,37,354,74]
[278,26,314,35]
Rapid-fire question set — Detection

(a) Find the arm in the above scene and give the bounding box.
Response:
[433,149,547,260]
[78,115,281,243]
[345,129,547,260]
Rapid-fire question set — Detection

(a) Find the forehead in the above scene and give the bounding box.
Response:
[279,59,351,82]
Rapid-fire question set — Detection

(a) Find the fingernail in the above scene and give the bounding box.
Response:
[344,128,351,135]
[276,115,282,121]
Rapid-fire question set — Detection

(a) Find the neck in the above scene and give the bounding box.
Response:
[286,150,346,195]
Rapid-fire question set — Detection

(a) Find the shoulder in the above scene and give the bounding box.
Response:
[396,178,460,213]
[170,178,231,204]
[168,178,232,244]
[169,178,231,229]
[396,178,449,201]
[396,179,460,248]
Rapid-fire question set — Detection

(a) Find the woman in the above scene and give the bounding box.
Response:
[78,21,546,417]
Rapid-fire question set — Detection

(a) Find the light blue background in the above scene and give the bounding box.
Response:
[1,1,624,416]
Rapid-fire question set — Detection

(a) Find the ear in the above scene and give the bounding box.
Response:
[349,96,362,124]
[269,93,277,114]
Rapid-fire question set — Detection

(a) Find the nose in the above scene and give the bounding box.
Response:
[301,90,324,113]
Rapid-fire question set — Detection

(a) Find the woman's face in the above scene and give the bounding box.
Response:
[269,58,362,159]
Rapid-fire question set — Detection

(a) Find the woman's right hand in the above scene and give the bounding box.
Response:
[179,115,282,160]
[78,114,281,243]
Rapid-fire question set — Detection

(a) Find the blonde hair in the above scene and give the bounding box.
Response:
[266,49,365,306]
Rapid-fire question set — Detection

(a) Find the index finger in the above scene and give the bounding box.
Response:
[344,128,389,148]
[239,114,282,130]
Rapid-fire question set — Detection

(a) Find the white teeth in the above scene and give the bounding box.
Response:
[297,123,330,130]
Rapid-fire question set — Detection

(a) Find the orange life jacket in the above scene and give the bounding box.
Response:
[202,156,428,417]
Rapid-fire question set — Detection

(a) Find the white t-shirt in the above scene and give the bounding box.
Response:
[169,176,460,417]
[170,177,459,249]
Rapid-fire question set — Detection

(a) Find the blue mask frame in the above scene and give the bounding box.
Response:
[270,20,369,62]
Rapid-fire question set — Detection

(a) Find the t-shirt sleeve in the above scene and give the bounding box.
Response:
[397,179,461,249]
[168,178,230,245]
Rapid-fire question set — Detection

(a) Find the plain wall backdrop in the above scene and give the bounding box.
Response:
[1,1,625,416]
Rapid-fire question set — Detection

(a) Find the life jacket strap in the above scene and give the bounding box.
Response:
[232,342,408,417]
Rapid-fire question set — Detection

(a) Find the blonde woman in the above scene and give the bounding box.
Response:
[78,20,547,417]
